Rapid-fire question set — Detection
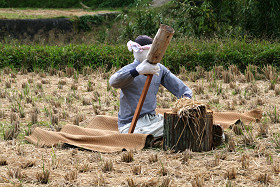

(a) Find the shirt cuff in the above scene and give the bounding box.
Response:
[183,94,192,99]
[130,68,139,77]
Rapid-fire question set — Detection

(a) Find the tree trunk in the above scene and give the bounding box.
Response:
[163,105,213,152]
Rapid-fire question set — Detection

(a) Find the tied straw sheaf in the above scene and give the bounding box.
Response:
[171,98,210,148]
[172,98,209,118]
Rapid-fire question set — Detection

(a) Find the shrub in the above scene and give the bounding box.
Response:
[89,0,136,8]
[0,38,279,73]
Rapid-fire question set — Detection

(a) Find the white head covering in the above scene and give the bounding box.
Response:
[127,40,151,53]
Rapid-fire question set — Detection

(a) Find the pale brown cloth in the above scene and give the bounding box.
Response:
[156,108,262,129]
[25,115,149,153]
[212,109,262,128]
[25,109,262,152]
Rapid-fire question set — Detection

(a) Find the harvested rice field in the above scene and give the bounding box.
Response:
[0,8,117,19]
[0,65,280,186]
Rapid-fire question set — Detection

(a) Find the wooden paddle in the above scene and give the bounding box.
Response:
[128,24,175,134]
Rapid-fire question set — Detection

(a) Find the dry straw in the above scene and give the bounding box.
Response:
[181,149,192,165]
[148,154,158,163]
[127,178,136,187]
[0,110,4,118]
[64,170,78,182]
[158,160,168,176]
[131,165,141,175]
[4,121,20,140]
[171,98,210,150]
[0,158,8,166]
[7,167,23,179]
[172,98,209,118]
[257,173,271,184]
[121,151,134,163]
[224,167,237,180]
[161,177,172,187]
[102,160,113,172]
[191,174,205,187]
[20,160,35,169]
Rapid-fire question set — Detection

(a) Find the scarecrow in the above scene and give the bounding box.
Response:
[109,35,192,138]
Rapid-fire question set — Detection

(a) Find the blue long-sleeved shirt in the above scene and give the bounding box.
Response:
[109,60,192,127]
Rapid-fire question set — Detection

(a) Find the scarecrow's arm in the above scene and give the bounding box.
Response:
[160,65,192,99]
[109,63,138,89]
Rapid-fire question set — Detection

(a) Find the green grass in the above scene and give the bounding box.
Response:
[0,38,280,73]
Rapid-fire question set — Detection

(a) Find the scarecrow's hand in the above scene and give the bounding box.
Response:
[136,59,160,76]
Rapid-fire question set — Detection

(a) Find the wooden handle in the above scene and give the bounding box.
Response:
[128,25,175,134]
[128,74,153,133]
[147,24,174,64]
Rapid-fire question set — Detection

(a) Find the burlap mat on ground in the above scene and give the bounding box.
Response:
[212,109,262,129]
[156,108,262,129]
[25,115,149,152]
[25,109,262,152]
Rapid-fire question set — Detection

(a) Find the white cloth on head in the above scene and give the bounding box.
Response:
[118,114,164,138]
[127,40,151,53]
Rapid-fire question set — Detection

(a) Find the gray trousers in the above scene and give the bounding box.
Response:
[118,114,164,138]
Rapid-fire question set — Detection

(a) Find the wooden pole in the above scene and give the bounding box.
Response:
[128,24,174,134]
[146,25,175,64]
[128,74,153,133]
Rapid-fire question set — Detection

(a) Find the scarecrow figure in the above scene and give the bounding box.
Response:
[109,35,192,138]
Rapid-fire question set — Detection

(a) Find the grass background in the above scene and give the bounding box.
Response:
[0,0,279,73]
[1,38,279,73]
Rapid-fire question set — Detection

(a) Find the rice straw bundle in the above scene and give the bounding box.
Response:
[172,98,209,118]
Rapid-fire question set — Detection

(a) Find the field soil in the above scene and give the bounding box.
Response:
[0,66,280,186]
[0,8,117,19]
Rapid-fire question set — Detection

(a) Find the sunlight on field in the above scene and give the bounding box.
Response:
[0,0,280,185]
[0,8,117,19]
[0,66,279,186]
